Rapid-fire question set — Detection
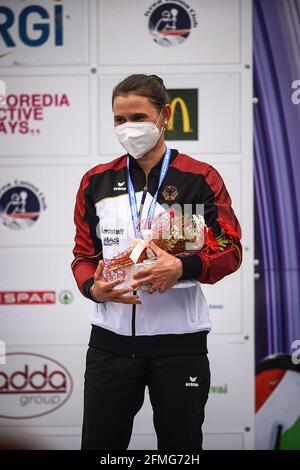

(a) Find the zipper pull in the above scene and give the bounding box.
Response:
[143,173,148,192]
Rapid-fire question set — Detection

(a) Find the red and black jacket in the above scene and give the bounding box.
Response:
[72,149,242,295]
[71,149,242,358]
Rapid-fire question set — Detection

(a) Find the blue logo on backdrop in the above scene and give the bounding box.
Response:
[146,1,198,47]
[0,181,46,230]
[0,3,63,53]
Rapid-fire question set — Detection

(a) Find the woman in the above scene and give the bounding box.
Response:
[71,74,242,450]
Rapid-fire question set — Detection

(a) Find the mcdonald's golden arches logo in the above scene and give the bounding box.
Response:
[165,89,198,141]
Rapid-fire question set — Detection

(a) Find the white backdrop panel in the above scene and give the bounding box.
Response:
[0,75,90,157]
[0,253,91,345]
[0,0,90,66]
[202,269,242,335]
[98,0,240,65]
[203,338,254,432]
[0,166,86,247]
[203,433,244,450]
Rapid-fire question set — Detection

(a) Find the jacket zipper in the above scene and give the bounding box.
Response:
[131,172,148,359]
[138,173,148,221]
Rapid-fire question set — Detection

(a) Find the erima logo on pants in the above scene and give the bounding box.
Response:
[185,376,199,387]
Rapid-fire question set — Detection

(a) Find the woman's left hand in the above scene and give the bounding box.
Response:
[130,240,183,293]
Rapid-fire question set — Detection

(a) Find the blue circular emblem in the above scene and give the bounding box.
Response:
[0,185,41,230]
[148,2,192,47]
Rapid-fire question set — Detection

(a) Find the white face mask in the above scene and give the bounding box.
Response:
[114,108,164,159]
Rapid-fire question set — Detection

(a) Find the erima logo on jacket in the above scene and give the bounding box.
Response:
[113,181,126,191]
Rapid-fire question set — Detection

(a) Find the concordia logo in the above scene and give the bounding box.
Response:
[0,353,73,419]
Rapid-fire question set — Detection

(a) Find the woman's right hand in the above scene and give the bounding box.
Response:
[90,260,142,305]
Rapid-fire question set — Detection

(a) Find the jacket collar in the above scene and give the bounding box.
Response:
[128,148,178,174]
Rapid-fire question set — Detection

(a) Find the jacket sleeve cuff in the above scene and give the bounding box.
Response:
[83,277,97,302]
[176,254,202,280]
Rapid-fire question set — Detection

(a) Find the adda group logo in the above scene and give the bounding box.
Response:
[0,353,73,419]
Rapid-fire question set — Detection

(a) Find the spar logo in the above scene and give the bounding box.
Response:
[0,291,56,305]
[0,1,63,58]
[145,0,198,47]
[0,290,73,305]
[0,353,73,419]
[0,180,46,230]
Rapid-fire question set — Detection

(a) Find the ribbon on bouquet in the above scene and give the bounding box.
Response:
[129,229,155,264]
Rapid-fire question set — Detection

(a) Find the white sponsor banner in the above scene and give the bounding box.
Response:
[0,166,86,246]
[99,73,240,156]
[203,337,254,435]
[202,270,242,335]
[130,431,245,451]
[130,433,245,452]
[203,433,244,450]
[201,162,242,334]
[0,344,86,427]
[0,0,89,66]
[98,0,240,65]
[0,253,91,345]
[0,75,90,157]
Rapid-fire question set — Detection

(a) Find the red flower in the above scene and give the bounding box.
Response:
[203,226,220,252]
[217,217,240,240]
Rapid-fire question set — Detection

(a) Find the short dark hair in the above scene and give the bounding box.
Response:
[112,74,169,111]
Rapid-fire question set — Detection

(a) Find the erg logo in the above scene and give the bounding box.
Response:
[0,2,63,52]
[0,353,73,419]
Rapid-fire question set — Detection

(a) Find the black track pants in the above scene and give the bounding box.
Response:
[81,346,211,450]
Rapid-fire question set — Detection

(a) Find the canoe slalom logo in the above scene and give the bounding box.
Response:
[0,180,46,230]
[145,1,198,47]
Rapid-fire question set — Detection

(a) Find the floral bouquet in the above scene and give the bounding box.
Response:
[102,209,240,283]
